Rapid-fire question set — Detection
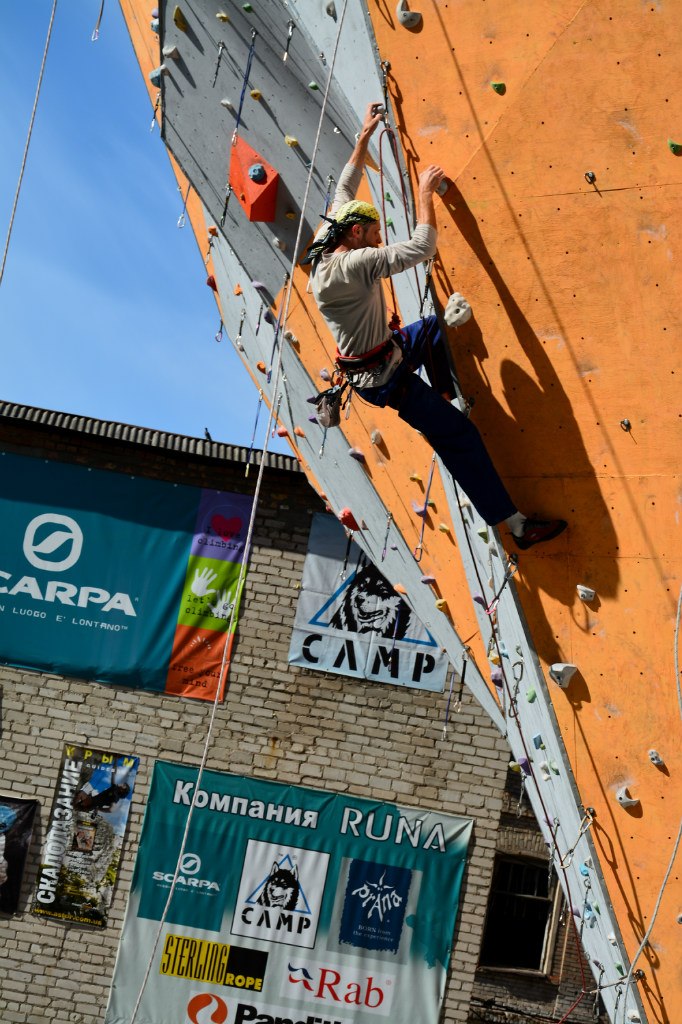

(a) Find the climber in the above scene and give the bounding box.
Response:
[303,102,566,549]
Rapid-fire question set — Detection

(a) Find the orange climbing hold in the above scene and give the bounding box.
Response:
[293,426,306,438]
[229,137,280,223]
[256,361,266,373]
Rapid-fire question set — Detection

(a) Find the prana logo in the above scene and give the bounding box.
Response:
[23,513,83,572]
[351,870,404,923]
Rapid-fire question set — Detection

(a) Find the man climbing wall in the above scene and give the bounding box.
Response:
[305,103,566,550]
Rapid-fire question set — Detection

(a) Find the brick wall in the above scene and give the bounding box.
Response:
[0,413,511,1024]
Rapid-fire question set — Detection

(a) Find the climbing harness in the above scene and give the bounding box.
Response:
[232,29,257,145]
[334,337,396,378]
[1,0,58,289]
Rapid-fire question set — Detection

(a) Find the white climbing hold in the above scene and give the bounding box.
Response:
[272,237,286,251]
[283,329,298,345]
[444,292,473,327]
[549,662,578,688]
[648,749,665,767]
[627,1013,642,1023]
[607,932,617,946]
[577,584,596,601]
[221,98,235,110]
[370,429,383,445]
[396,0,422,28]
[149,64,168,86]
[539,761,551,781]
[162,44,180,59]
[615,786,640,808]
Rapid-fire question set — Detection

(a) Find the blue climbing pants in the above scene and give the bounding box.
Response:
[355,316,517,525]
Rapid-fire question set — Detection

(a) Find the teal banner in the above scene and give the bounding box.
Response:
[0,451,252,700]
[105,763,473,1024]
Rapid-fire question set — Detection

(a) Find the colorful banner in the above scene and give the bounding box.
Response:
[105,762,472,1024]
[289,514,449,691]
[0,451,253,699]
[0,795,38,914]
[32,743,139,927]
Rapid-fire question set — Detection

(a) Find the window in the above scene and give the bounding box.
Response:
[479,856,561,972]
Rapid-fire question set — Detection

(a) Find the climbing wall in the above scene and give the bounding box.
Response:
[120,3,681,1023]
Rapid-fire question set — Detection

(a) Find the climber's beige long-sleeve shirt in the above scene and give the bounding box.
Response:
[311,162,437,388]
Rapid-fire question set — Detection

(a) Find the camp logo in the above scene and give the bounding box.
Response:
[187,992,229,1024]
[284,961,394,1016]
[231,840,329,949]
[338,861,412,954]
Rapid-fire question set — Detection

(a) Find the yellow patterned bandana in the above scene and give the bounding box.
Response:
[334,200,380,224]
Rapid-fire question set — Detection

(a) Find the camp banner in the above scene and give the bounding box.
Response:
[0,795,38,914]
[32,743,139,927]
[288,513,449,691]
[0,450,253,700]
[105,761,472,1024]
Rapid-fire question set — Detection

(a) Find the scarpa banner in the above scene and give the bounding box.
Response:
[32,743,139,927]
[105,762,473,1024]
[288,514,448,691]
[0,794,38,914]
[0,451,253,700]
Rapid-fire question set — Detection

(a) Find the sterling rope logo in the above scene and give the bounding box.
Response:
[23,513,83,571]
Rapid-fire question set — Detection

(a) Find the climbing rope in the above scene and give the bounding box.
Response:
[0,0,58,290]
[128,8,351,1016]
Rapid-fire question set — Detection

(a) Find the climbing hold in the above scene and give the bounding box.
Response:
[421,575,436,585]
[411,500,428,517]
[444,292,473,327]
[149,65,168,86]
[206,275,217,291]
[549,662,578,688]
[216,10,230,21]
[577,584,596,602]
[491,81,506,94]
[277,426,289,438]
[526,687,537,703]
[435,598,448,611]
[370,429,383,445]
[243,2,253,11]
[615,786,640,809]
[620,418,632,431]
[294,426,306,438]
[150,18,160,33]
[339,508,360,531]
[308,415,317,423]
[409,472,422,483]
[263,309,276,326]
[585,170,596,184]
[458,495,471,509]
[233,283,243,295]
[393,583,407,595]
[162,44,180,60]
[272,237,286,251]
[386,217,394,228]
[532,733,544,749]
[539,761,551,781]
[436,178,450,196]
[308,81,320,91]
[285,209,297,220]
[438,523,450,533]
[325,0,337,18]
[473,595,486,607]
[648,749,665,767]
[477,526,489,543]
[489,651,501,666]
[251,280,267,292]
[396,0,422,29]
[285,135,299,148]
[320,368,332,382]
[491,667,503,687]
[509,760,522,773]
[607,932,617,946]
[668,139,682,155]
[248,163,267,183]
[626,1013,642,1023]
[208,225,219,237]
[255,361,267,373]
[348,448,365,462]
[221,98,235,110]
[580,862,590,877]
[518,757,531,776]
[173,5,189,31]
[250,88,262,101]
[284,330,298,345]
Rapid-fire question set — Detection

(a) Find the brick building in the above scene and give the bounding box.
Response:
[0,402,598,1024]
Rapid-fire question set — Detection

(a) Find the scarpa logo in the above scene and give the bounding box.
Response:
[187,992,228,1024]
[153,851,221,893]
[180,852,202,875]
[23,514,83,572]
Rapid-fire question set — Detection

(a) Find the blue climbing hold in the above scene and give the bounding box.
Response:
[248,163,267,183]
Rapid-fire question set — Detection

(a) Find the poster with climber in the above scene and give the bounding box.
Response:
[0,451,253,701]
[0,795,38,914]
[32,743,139,927]
[288,513,448,691]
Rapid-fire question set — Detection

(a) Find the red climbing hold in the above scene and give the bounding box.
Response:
[338,508,360,531]
[206,275,217,291]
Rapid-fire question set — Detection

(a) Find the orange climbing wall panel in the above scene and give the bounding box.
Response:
[365,2,682,1022]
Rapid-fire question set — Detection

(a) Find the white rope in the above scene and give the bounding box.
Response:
[126,2,350,1019]
[0,0,58,289]
[618,582,682,1022]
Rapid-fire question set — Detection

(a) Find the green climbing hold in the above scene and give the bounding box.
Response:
[477,526,489,542]
[550,760,560,775]
[243,2,253,10]
[526,687,537,703]
[309,81,320,91]
[491,81,506,95]
[668,138,682,156]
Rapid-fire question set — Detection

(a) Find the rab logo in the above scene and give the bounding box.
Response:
[187,993,228,1024]
[23,514,83,572]
[286,964,391,1013]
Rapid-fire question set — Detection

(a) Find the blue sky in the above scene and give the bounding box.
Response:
[0,2,287,452]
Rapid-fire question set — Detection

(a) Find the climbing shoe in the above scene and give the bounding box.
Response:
[514,517,567,550]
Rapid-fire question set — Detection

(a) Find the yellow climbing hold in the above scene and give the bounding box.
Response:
[173,5,189,31]
[216,10,230,21]
[410,473,422,483]
[435,598,448,611]
[438,523,450,533]
[250,88,262,101]
[285,135,299,148]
